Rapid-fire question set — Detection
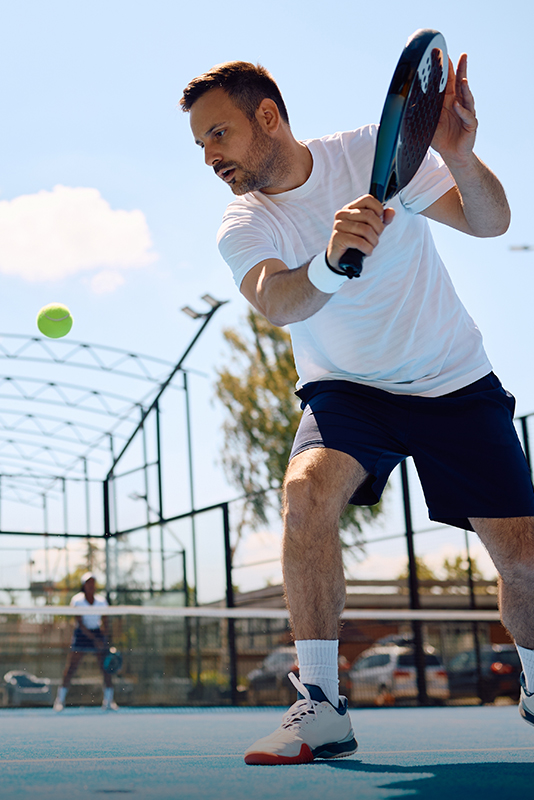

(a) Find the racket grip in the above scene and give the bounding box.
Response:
[337,248,365,278]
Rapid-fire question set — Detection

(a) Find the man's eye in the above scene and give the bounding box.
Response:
[215,130,225,138]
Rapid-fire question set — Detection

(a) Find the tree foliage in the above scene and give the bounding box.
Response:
[397,554,485,586]
[441,554,484,582]
[214,308,382,552]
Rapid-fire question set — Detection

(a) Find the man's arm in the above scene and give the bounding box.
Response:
[240,195,394,326]
[421,54,510,237]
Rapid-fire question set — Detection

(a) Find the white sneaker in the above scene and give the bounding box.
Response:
[244,673,357,765]
[101,699,119,711]
[519,673,534,726]
[53,698,64,712]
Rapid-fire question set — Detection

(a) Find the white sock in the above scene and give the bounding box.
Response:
[103,687,114,703]
[517,645,534,693]
[295,639,339,707]
[57,686,68,703]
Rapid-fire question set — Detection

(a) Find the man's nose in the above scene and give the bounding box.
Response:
[204,144,222,168]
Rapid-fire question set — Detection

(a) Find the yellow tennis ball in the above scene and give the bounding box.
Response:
[37,303,73,338]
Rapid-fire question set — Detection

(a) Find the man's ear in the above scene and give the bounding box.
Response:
[255,98,282,134]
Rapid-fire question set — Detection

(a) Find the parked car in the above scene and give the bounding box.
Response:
[247,647,298,705]
[349,644,449,706]
[447,644,521,704]
[2,671,52,707]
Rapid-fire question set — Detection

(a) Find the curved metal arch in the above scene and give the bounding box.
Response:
[0,408,129,449]
[0,334,176,383]
[0,374,148,419]
[0,298,224,532]
[0,437,102,468]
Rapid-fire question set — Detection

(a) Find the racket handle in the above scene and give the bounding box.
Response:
[337,248,365,278]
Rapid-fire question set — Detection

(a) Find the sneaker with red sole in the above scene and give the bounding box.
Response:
[519,672,534,727]
[244,673,357,765]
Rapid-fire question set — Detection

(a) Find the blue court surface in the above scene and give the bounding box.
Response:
[0,704,533,799]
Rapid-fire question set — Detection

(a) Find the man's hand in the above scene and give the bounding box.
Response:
[326,195,395,270]
[431,54,477,168]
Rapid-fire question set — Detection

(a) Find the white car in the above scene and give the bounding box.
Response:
[2,670,52,707]
[349,644,449,706]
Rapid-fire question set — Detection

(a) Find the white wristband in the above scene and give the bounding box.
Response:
[307,252,348,294]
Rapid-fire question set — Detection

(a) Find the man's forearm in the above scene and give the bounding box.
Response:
[257,263,333,326]
[446,153,510,237]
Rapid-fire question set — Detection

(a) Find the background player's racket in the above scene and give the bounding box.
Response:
[103,646,123,674]
[337,28,448,278]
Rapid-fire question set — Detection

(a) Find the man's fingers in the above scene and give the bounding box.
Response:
[335,206,386,236]
[345,194,384,215]
[383,207,396,226]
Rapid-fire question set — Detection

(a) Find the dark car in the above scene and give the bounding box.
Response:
[447,644,521,704]
[247,647,298,705]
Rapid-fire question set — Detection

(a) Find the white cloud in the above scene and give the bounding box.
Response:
[0,185,157,282]
[90,270,126,295]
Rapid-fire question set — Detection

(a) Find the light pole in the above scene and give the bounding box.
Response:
[180,294,228,607]
[181,295,228,691]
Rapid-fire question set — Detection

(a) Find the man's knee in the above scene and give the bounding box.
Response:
[471,516,534,581]
[283,447,366,528]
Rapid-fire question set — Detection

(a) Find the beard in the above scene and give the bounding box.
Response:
[219,121,291,195]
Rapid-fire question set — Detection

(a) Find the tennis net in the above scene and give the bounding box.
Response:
[0,605,518,709]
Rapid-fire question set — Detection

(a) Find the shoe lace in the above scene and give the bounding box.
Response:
[280,673,319,729]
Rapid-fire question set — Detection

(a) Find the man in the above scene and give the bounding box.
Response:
[181,57,534,764]
[54,573,118,712]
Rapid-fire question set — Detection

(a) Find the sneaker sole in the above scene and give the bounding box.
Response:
[244,737,358,766]
[519,700,534,727]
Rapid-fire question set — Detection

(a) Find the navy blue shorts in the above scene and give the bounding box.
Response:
[290,373,534,531]
[71,627,107,653]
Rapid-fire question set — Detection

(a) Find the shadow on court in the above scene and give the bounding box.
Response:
[325,760,534,799]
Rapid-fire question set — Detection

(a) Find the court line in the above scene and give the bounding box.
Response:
[0,754,239,764]
[1,747,534,764]
[361,747,534,755]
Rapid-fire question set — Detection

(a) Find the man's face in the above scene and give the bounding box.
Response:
[190,88,287,195]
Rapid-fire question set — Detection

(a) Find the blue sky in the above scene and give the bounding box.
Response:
[0,0,532,594]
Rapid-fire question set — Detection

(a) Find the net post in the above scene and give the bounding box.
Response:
[103,478,112,604]
[223,502,238,705]
[400,460,428,705]
[155,399,165,591]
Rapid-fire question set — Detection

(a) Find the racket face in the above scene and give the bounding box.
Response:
[370,29,448,203]
[103,648,123,674]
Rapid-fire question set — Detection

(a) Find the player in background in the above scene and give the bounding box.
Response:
[181,57,534,763]
[54,573,118,712]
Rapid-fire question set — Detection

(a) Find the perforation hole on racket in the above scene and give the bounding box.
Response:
[338,29,448,279]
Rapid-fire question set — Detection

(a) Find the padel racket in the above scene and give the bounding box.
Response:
[337,28,448,278]
[103,646,123,674]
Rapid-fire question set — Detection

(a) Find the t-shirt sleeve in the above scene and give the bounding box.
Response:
[399,148,455,214]
[217,204,281,289]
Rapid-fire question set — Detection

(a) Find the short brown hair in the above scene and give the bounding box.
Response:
[180,61,290,125]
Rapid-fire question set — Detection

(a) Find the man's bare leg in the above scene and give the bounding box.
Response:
[282,447,368,640]
[242,447,365,763]
[470,515,534,721]
[469,516,534,648]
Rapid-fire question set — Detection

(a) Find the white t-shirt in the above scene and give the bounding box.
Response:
[70,592,108,629]
[217,126,492,396]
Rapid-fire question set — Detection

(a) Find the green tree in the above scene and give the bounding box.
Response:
[441,554,484,582]
[214,308,382,554]
[397,556,438,582]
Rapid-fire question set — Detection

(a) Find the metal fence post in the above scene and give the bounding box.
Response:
[223,502,238,705]
[400,459,428,705]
